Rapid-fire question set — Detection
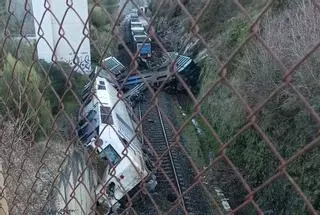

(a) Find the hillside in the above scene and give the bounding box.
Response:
[149,0,320,213]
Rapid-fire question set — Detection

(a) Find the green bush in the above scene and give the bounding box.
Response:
[88,0,116,64]
[195,0,320,213]
[90,6,109,29]
[148,0,157,13]
[35,60,88,115]
[90,25,114,64]
[3,40,35,65]
[0,54,52,140]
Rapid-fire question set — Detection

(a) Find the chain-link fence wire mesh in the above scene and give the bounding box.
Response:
[0,0,320,214]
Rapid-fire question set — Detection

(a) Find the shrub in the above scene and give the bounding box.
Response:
[199,0,320,213]
[90,25,114,64]
[2,39,36,65]
[90,6,109,29]
[35,60,88,115]
[0,54,52,140]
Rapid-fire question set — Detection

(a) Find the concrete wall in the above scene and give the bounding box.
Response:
[32,0,91,73]
[52,150,97,215]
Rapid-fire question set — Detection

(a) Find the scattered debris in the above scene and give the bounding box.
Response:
[214,187,232,212]
[191,118,203,135]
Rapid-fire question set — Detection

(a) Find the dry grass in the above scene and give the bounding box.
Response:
[0,122,68,215]
[263,0,320,65]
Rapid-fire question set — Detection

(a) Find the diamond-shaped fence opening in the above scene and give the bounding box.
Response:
[0,0,320,214]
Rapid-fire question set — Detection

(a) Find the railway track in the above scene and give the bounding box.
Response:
[137,91,211,215]
[118,9,212,215]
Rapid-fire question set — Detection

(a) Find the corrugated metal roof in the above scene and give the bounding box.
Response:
[132,29,145,36]
[133,35,150,43]
[102,57,125,75]
[131,22,143,28]
[168,52,192,72]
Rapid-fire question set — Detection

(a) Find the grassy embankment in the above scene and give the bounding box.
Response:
[197,0,320,213]
[151,0,320,213]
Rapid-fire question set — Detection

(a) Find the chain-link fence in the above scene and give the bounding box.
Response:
[0,0,320,214]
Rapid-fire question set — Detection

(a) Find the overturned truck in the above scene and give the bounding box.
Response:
[98,53,200,91]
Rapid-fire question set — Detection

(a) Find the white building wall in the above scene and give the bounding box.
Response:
[32,1,55,62]
[32,0,91,74]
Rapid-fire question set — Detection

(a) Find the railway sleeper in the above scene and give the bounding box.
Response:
[160,163,175,170]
